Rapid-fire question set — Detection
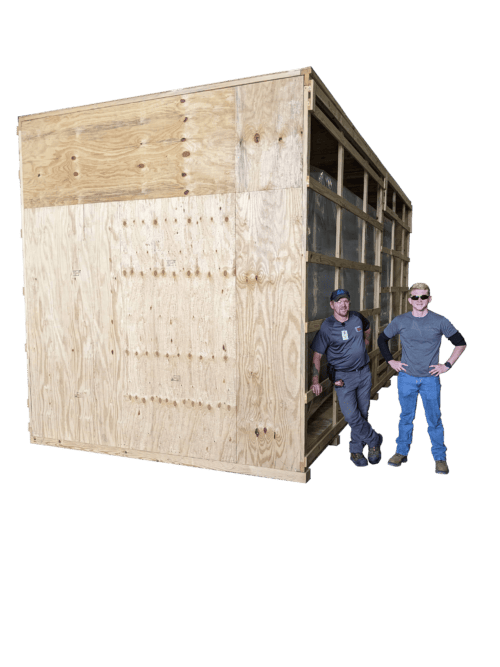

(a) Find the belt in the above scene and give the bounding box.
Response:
[337,363,369,373]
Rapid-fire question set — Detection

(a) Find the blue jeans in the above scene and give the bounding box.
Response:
[396,373,446,461]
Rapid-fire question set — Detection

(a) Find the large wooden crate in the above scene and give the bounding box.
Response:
[18,67,412,483]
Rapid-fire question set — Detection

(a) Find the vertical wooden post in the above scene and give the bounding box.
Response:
[360,170,368,315]
[389,221,396,324]
[373,183,383,392]
[406,208,412,312]
[301,81,312,472]
[332,142,344,428]
[399,204,406,318]
[335,143,344,290]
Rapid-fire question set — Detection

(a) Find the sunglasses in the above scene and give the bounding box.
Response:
[410,295,429,301]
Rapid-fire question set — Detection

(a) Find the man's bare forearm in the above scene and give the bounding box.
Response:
[447,344,466,366]
[311,351,322,383]
[364,328,371,350]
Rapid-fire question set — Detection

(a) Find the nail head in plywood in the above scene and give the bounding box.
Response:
[236,188,303,471]
[235,77,303,193]
[19,69,303,123]
[21,89,237,209]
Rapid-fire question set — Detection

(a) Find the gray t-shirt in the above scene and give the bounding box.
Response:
[311,311,370,371]
[384,310,457,377]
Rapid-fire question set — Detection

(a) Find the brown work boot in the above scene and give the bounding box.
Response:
[388,453,408,467]
[435,460,449,475]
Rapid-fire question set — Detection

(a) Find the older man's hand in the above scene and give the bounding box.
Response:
[310,382,323,396]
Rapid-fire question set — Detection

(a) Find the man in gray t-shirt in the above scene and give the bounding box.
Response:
[378,283,466,475]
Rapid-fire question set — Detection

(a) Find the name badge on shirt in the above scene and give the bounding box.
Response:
[342,330,349,341]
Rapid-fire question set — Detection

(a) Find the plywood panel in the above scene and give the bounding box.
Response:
[24,205,118,445]
[116,195,236,462]
[236,188,303,471]
[19,69,302,123]
[235,77,303,193]
[21,89,236,209]
[24,195,237,463]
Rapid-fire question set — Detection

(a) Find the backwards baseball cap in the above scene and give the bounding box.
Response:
[330,288,351,302]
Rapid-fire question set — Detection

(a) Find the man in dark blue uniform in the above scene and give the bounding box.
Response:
[310,289,382,467]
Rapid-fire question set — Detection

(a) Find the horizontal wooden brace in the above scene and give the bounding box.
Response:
[308,176,383,232]
[305,308,381,333]
[381,286,409,293]
[381,247,410,262]
[305,377,332,404]
[305,347,384,404]
[312,104,384,189]
[383,205,411,232]
[306,384,334,420]
[307,250,381,273]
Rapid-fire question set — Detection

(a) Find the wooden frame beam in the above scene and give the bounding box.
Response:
[305,307,381,333]
[381,247,410,262]
[383,204,411,232]
[312,103,384,189]
[381,286,409,293]
[307,250,381,273]
[307,71,412,210]
[308,176,383,232]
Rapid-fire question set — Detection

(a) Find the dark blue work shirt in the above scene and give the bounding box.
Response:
[310,311,370,372]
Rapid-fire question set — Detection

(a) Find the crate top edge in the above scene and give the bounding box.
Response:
[306,67,412,209]
[17,67,307,124]
[18,65,412,209]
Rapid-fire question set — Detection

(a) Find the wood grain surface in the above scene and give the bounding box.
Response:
[21,89,236,209]
[235,188,303,471]
[24,195,237,462]
[235,77,303,192]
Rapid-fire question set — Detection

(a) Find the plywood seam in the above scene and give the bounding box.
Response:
[18,129,33,428]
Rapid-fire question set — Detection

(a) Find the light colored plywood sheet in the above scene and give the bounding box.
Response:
[24,204,118,445]
[21,89,236,209]
[24,194,237,463]
[19,69,302,123]
[115,195,236,462]
[235,77,303,193]
[236,188,303,471]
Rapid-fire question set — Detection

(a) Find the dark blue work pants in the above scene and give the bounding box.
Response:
[335,365,381,453]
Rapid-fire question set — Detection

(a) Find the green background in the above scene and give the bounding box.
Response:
[0,0,498,667]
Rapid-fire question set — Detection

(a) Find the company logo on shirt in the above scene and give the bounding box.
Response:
[355,326,362,332]
[342,330,349,340]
